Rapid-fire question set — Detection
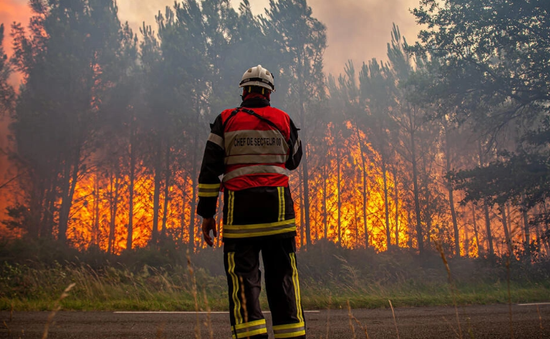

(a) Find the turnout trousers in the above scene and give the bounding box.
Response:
[223,237,306,339]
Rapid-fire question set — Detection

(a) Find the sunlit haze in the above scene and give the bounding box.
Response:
[2,0,420,77]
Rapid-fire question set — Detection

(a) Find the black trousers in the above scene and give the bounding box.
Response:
[224,237,306,339]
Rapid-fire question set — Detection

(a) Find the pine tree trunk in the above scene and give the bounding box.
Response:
[410,127,423,254]
[500,204,513,255]
[534,206,541,252]
[127,118,136,251]
[336,135,342,247]
[39,170,57,238]
[356,129,369,249]
[483,203,494,256]
[108,169,120,254]
[393,166,399,248]
[463,206,469,257]
[478,140,494,257]
[151,139,162,245]
[471,204,482,256]
[298,163,304,247]
[58,147,81,244]
[382,156,391,250]
[29,177,45,238]
[299,109,311,248]
[161,142,171,241]
[297,51,311,248]
[189,142,198,252]
[407,209,413,248]
[322,160,328,239]
[522,201,531,256]
[445,127,460,256]
[93,172,100,247]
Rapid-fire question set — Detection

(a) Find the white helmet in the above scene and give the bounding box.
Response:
[239,65,275,91]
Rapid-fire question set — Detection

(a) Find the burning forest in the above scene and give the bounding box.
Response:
[0,0,549,262]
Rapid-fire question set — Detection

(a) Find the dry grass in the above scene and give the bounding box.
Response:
[42,283,75,339]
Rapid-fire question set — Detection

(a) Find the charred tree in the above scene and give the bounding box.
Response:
[127,116,136,251]
[108,168,120,254]
[471,204,482,256]
[381,156,391,249]
[161,142,171,241]
[151,139,162,245]
[393,166,399,247]
[500,204,513,255]
[444,125,460,256]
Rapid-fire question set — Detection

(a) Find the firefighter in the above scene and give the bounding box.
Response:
[197,65,304,339]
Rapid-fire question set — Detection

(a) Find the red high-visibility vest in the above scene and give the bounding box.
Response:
[220,106,291,191]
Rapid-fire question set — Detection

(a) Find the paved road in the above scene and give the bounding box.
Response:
[1,304,549,338]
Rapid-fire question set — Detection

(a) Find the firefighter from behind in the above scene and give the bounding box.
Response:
[197,65,304,338]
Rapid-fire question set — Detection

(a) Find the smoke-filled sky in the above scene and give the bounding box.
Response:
[118,0,420,76]
[1,0,420,78]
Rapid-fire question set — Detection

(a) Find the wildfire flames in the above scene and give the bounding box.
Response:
[46,119,477,255]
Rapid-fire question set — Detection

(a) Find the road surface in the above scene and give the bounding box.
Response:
[1,304,549,338]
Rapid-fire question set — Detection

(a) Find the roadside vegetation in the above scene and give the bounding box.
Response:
[1,238,549,312]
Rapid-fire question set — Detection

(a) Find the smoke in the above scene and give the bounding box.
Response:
[308,0,420,76]
[1,0,420,77]
[117,0,270,33]
[116,0,420,77]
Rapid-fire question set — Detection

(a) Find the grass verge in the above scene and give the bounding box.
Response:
[1,262,549,311]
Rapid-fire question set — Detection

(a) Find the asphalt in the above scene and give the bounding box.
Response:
[1,304,549,338]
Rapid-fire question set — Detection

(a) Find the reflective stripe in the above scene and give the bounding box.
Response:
[274,330,306,338]
[227,253,242,325]
[290,253,304,324]
[227,191,235,225]
[224,219,296,238]
[273,322,306,338]
[235,319,266,330]
[225,129,289,156]
[278,187,285,222]
[293,138,301,156]
[232,319,268,338]
[208,133,224,149]
[198,183,220,198]
[225,154,288,165]
[223,165,289,182]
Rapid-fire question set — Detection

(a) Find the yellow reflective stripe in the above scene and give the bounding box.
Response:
[274,330,306,338]
[290,253,304,323]
[233,328,268,339]
[228,253,242,325]
[278,187,285,222]
[224,226,297,239]
[273,322,305,331]
[198,183,221,189]
[198,192,219,198]
[224,219,296,238]
[227,191,235,225]
[234,319,266,330]
[224,219,295,231]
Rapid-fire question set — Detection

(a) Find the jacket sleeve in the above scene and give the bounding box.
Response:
[285,118,302,171]
[197,114,225,218]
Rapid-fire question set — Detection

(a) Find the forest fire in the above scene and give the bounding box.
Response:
[1,0,548,263]
[57,119,414,254]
